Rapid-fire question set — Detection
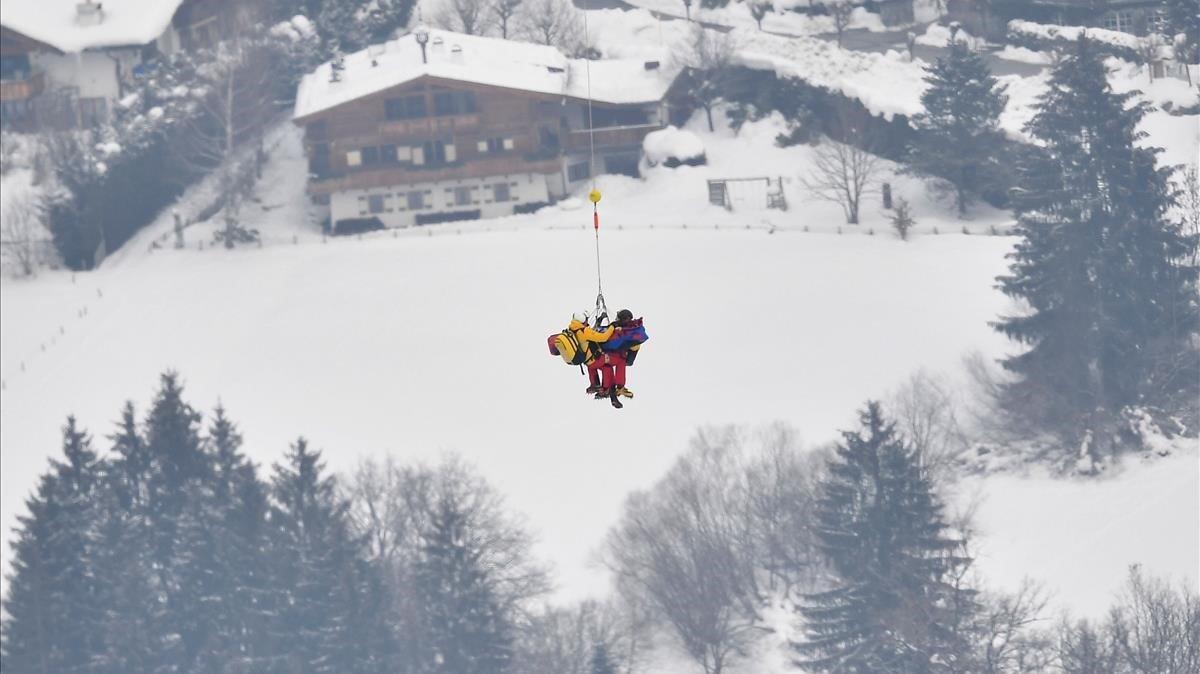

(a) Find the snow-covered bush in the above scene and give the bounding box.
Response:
[641,126,706,168]
[916,21,985,50]
[1008,20,1145,63]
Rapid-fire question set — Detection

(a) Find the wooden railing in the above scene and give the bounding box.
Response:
[566,124,663,151]
[379,113,481,137]
[307,156,563,195]
[0,71,45,102]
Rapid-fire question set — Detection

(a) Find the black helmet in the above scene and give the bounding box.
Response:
[616,309,633,322]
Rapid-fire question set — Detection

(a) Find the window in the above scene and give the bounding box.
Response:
[380,144,398,163]
[1102,10,1135,33]
[568,161,590,182]
[1146,10,1167,36]
[493,183,511,202]
[433,91,477,116]
[78,97,108,127]
[478,137,512,153]
[385,94,427,120]
[361,146,380,166]
[407,191,426,210]
[368,194,387,214]
[589,106,650,128]
[453,186,473,206]
[421,140,453,165]
[309,143,331,178]
[0,54,31,80]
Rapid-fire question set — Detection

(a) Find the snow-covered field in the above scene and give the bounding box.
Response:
[2,8,1198,664]
[3,109,1197,633]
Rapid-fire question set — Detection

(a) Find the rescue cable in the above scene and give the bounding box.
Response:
[581,5,608,323]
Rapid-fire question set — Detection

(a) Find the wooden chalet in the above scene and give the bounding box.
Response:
[292,29,681,230]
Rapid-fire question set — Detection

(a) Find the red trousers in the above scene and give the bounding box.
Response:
[588,352,627,389]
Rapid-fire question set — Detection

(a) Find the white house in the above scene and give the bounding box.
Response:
[1,0,226,129]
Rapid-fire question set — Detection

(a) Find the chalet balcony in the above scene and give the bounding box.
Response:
[0,71,45,102]
[306,155,564,195]
[379,113,482,138]
[566,124,664,151]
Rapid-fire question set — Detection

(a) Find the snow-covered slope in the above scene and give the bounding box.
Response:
[0,224,1017,603]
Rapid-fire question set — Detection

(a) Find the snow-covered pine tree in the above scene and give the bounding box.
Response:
[414,491,515,674]
[1165,0,1200,77]
[993,36,1199,441]
[796,402,974,672]
[195,405,277,668]
[1,418,103,671]
[134,373,227,667]
[268,438,391,672]
[907,39,1009,215]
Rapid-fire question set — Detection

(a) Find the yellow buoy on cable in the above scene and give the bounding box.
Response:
[589,189,602,204]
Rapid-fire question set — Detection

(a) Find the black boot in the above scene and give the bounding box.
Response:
[609,386,623,409]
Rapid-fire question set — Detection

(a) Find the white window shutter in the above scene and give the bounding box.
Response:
[396,146,412,161]
[477,140,488,153]
[412,146,425,165]
[502,138,514,150]
[445,144,457,162]
[346,150,362,166]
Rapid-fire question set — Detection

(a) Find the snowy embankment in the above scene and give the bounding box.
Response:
[616,0,889,36]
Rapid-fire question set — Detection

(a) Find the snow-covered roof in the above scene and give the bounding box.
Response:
[563,58,676,106]
[1,0,185,54]
[294,29,676,121]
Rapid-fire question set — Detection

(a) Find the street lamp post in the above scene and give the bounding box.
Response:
[415,25,430,64]
[682,0,692,22]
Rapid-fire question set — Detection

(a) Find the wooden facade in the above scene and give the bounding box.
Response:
[296,74,665,202]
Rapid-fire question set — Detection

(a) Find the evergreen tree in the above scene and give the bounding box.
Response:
[590,642,618,674]
[907,39,1009,215]
[1,418,103,672]
[1165,0,1200,73]
[87,464,161,673]
[268,438,391,673]
[414,491,515,674]
[109,401,152,509]
[993,37,1199,438]
[192,405,277,669]
[796,402,974,672]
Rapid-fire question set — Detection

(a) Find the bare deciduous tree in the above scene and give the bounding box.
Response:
[1107,566,1200,673]
[801,111,883,225]
[519,598,650,674]
[887,369,970,481]
[675,24,737,132]
[492,0,524,39]
[435,0,494,36]
[742,425,825,596]
[518,0,585,54]
[824,0,854,47]
[748,0,770,30]
[172,37,275,248]
[1179,166,1200,268]
[974,580,1054,673]
[1,194,47,276]
[346,454,551,637]
[605,430,765,674]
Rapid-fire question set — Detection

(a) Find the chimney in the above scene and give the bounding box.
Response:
[449,44,463,63]
[368,44,385,67]
[76,0,104,26]
[431,36,444,57]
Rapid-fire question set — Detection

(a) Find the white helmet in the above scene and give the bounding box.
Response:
[572,310,590,324]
